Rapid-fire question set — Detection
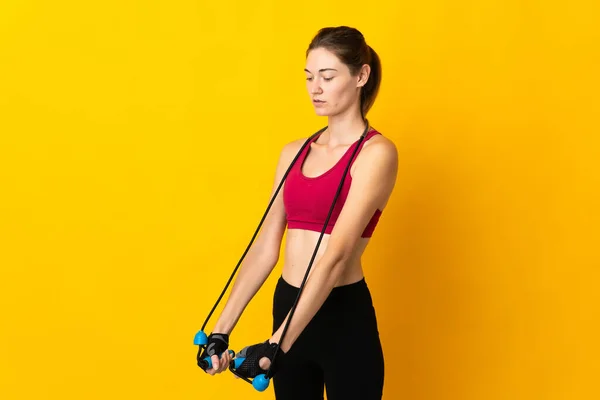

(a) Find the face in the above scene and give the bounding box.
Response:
[304,47,369,117]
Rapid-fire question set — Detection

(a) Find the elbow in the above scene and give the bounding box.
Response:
[326,242,353,269]
[263,247,280,268]
[251,229,284,268]
[321,250,349,280]
[255,240,281,269]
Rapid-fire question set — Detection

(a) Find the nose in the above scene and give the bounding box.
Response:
[308,79,323,95]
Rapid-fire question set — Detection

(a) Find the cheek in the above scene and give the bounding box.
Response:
[329,81,355,105]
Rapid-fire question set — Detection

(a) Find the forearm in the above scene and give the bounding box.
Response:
[213,244,278,334]
[270,253,345,352]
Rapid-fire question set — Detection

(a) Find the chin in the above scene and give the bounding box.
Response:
[314,108,332,117]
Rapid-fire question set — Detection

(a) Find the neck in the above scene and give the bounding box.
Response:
[324,107,368,146]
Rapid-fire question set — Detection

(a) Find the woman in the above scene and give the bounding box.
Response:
[200,26,398,400]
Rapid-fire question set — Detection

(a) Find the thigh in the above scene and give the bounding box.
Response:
[273,358,325,400]
[322,281,385,400]
[323,335,384,400]
[272,277,325,400]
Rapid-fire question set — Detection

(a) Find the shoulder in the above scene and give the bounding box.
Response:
[276,135,312,166]
[356,129,398,173]
[282,137,309,155]
[364,129,397,154]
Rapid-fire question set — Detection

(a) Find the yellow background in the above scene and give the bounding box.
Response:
[1,1,598,399]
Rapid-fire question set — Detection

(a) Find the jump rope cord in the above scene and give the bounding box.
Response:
[201,120,370,381]
[265,121,370,379]
[200,126,328,332]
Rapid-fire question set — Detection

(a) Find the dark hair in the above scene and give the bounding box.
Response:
[306,26,382,117]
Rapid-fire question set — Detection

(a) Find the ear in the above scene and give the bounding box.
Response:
[356,64,371,88]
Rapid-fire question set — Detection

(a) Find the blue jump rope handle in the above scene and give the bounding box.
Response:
[231,357,270,392]
[194,330,234,370]
[194,330,208,345]
[195,330,270,392]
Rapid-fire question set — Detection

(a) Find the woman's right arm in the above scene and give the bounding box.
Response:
[211,139,303,335]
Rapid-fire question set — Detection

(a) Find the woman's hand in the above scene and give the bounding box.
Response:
[205,349,234,375]
[198,333,233,375]
[230,339,285,379]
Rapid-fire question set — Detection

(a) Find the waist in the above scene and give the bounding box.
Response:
[276,274,373,308]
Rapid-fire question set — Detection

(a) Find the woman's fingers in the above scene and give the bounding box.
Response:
[211,354,220,370]
[205,352,231,375]
[258,356,271,370]
[218,352,231,373]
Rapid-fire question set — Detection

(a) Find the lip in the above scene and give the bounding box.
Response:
[313,99,326,106]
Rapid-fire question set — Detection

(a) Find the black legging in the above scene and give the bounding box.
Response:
[271,276,385,400]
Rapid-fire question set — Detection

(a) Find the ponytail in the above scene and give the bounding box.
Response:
[361,45,382,117]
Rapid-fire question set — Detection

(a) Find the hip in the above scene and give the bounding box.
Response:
[272,275,381,341]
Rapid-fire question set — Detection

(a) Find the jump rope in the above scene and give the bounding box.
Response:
[194,121,371,392]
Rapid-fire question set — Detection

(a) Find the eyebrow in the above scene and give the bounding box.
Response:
[304,68,338,73]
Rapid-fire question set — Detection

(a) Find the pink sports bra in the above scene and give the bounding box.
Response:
[283,129,383,238]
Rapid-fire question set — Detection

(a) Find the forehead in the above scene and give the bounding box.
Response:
[305,47,346,73]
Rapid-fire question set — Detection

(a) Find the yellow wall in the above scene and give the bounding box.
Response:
[1,1,598,399]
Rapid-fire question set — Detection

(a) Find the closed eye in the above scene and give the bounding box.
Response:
[306,76,334,82]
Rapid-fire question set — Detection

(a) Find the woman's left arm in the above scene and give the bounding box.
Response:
[271,139,399,352]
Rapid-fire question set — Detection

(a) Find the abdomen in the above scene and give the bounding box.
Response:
[281,229,369,287]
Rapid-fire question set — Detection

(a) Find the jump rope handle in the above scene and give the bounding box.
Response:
[194,330,235,370]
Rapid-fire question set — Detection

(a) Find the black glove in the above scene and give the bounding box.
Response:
[233,340,286,378]
[197,333,230,371]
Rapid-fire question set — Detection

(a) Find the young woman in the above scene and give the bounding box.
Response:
[199,26,398,400]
